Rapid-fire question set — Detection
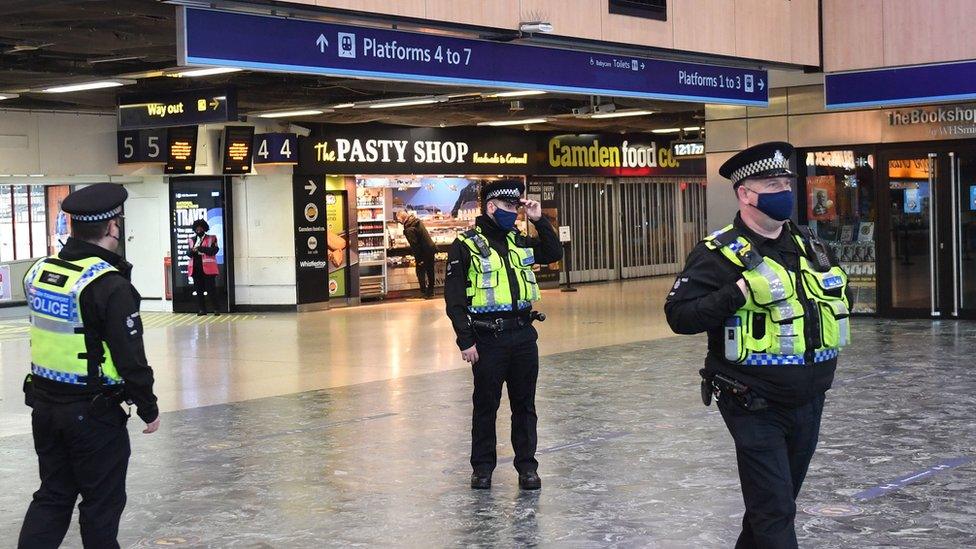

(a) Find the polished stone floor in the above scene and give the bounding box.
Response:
[0,279,974,548]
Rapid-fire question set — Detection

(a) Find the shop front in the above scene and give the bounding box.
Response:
[792,102,976,318]
[293,124,708,306]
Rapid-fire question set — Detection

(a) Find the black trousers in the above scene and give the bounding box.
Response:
[193,274,216,313]
[415,255,436,297]
[19,399,131,549]
[471,324,539,475]
[718,393,826,549]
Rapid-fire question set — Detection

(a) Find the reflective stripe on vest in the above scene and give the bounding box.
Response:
[24,256,122,385]
[704,224,851,366]
[459,228,541,314]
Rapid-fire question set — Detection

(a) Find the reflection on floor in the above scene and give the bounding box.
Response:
[0,279,973,547]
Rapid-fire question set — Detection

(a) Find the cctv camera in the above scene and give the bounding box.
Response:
[519,21,553,34]
[288,123,311,137]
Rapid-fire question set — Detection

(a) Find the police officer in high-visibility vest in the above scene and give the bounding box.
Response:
[19,183,159,549]
[444,180,561,490]
[665,142,851,549]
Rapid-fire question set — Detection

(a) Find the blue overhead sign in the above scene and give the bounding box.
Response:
[178,7,768,107]
[826,60,976,109]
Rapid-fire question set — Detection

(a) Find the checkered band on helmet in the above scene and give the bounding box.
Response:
[69,205,123,222]
[486,188,521,201]
[730,153,790,185]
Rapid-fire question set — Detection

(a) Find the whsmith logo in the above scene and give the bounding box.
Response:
[888,106,976,126]
[548,137,679,169]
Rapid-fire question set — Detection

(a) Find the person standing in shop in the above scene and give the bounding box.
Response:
[665,142,852,548]
[188,219,220,316]
[396,210,437,299]
[444,180,562,490]
[19,183,159,549]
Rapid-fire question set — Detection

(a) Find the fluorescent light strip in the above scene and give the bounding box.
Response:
[330,103,356,109]
[257,109,324,118]
[43,80,132,93]
[173,67,242,77]
[0,93,19,100]
[477,118,548,127]
[492,90,547,98]
[367,98,440,109]
[683,126,703,131]
[651,128,682,134]
[591,110,656,119]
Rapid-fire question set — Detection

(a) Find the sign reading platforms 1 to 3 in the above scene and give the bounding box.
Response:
[179,7,768,106]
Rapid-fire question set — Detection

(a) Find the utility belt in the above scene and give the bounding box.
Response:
[470,311,546,335]
[699,369,768,412]
[23,372,130,416]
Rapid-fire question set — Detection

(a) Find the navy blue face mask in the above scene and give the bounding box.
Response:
[492,207,518,230]
[748,188,794,222]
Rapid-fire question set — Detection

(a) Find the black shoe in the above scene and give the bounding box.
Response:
[470,472,492,489]
[213,312,220,317]
[518,472,541,490]
[197,312,206,316]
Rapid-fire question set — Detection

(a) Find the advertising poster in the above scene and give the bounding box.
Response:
[904,182,929,214]
[527,177,561,287]
[169,178,230,313]
[970,185,976,211]
[325,191,348,298]
[807,175,837,221]
[0,264,11,302]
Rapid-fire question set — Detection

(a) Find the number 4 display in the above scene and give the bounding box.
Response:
[254,133,299,165]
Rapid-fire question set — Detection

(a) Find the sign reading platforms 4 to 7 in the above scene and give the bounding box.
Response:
[178,7,768,106]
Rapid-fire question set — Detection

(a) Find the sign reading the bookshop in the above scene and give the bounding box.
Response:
[296,125,535,175]
[117,128,168,164]
[885,104,976,138]
[221,126,255,174]
[180,7,768,106]
[826,61,976,109]
[118,87,236,129]
[164,126,199,174]
[541,134,704,176]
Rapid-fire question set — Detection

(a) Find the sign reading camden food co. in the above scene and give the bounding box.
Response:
[886,104,976,138]
[541,134,704,176]
[296,125,535,175]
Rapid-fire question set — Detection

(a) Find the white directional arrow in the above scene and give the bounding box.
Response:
[316,34,329,53]
[305,180,317,195]
[640,62,645,70]
[758,79,766,91]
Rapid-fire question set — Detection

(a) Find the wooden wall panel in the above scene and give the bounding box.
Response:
[672,0,735,57]
[426,0,518,29]
[314,0,426,18]
[789,0,820,66]
[519,0,603,41]
[734,0,792,64]
[882,0,976,67]
[601,2,674,49]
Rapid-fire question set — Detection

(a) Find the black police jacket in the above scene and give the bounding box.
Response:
[29,238,160,423]
[444,215,562,351]
[665,215,848,406]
